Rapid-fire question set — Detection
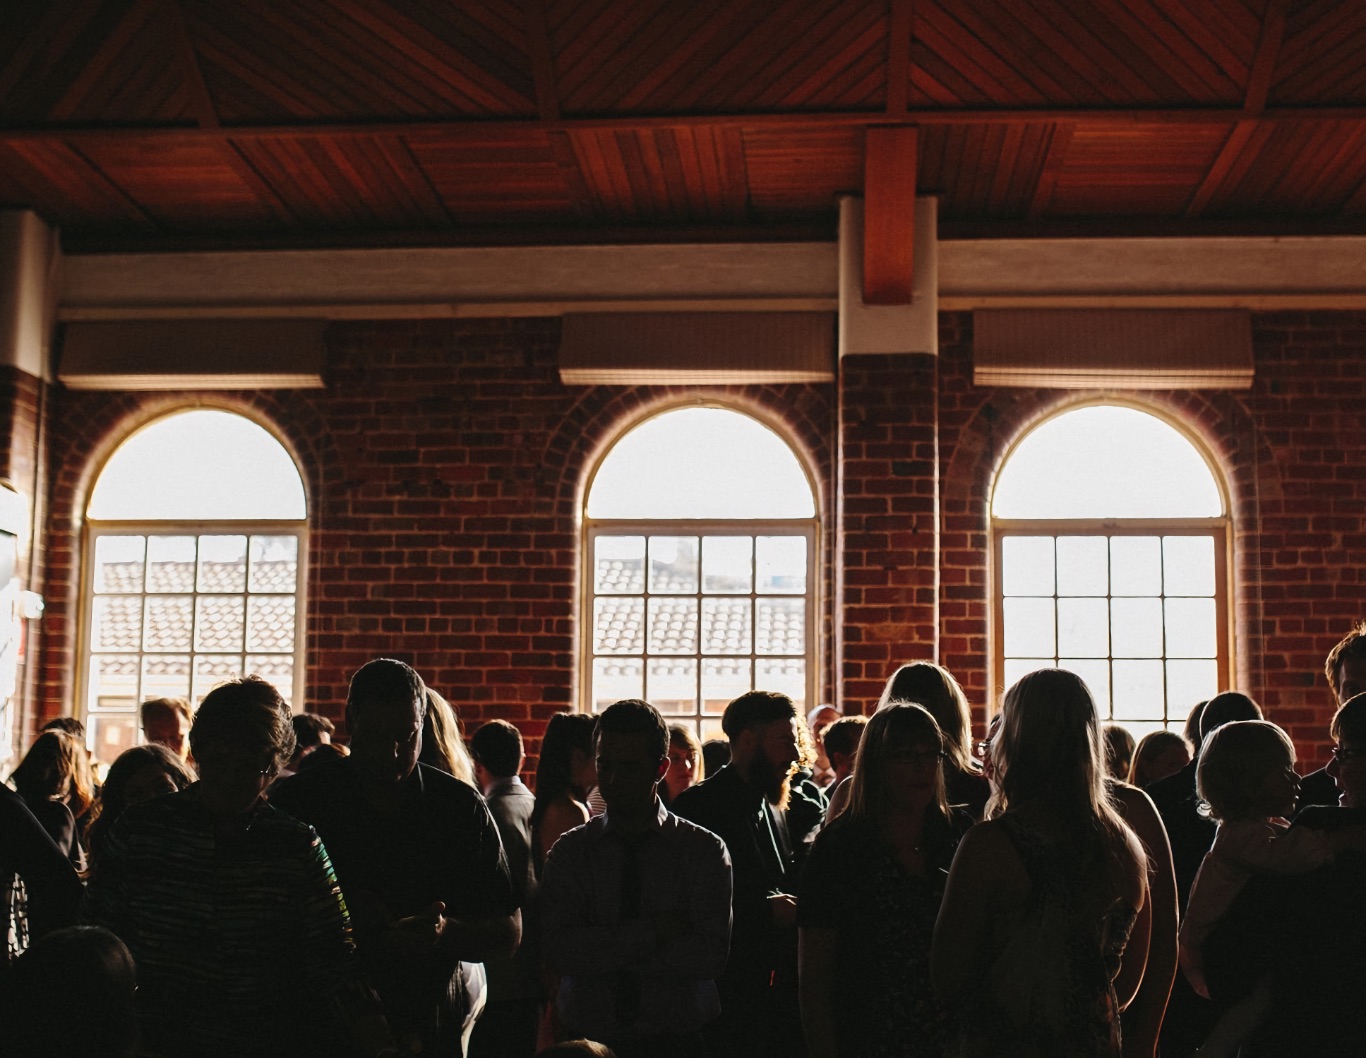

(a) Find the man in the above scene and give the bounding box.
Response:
[540,700,731,1058]
[819,714,867,818]
[1299,622,1366,807]
[140,697,192,760]
[271,659,520,1055]
[672,690,806,1058]
[466,719,540,1058]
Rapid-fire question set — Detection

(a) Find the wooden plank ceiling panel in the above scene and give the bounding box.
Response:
[405,130,577,222]
[1087,0,1246,102]
[929,122,1055,219]
[1215,119,1366,217]
[76,138,281,227]
[1274,0,1366,103]
[914,3,1053,106]
[0,139,156,228]
[230,137,386,228]
[743,125,861,216]
[748,5,886,110]
[1049,123,1230,217]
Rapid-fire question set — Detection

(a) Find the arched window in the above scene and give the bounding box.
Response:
[992,404,1229,737]
[583,406,818,739]
[81,409,307,767]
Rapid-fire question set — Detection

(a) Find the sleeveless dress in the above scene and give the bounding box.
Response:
[950,814,1138,1058]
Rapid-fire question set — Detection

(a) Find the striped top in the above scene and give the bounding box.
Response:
[87,784,360,1057]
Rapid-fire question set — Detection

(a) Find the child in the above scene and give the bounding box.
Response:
[1179,720,1364,1055]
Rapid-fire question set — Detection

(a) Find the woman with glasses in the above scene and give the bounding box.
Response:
[88,676,385,1057]
[798,702,973,1057]
[932,668,1149,1057]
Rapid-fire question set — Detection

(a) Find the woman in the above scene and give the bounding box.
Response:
[1128,730,1191,789]
[880,662,990,816]
[85,744,195,869]
[662,723,705,804]
[8,730,95,869]
[88,676,380,1057]
[799,703,973,1057]
[420,685,478,787]
[530,712,597,870]
[932,668,1149,1057]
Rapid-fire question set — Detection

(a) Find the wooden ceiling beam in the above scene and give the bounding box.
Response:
[1244,0,1287,116]
[165,0,220,129]
[862,125,917,305]
[8,104,1366,147]
[885,0,913,116]
[523,0,560,121]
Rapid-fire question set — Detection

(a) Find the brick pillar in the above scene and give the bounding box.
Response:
[837,352,939,714]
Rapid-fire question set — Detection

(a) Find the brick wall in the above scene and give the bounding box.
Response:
[36,318,837,770]
[20,310,1366,775]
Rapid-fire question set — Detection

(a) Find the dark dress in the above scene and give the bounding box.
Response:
[798,807,972,1057]
[949,815,1137,1058]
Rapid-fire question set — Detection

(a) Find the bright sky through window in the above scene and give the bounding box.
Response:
[992,405,1222,519]
[88,410,306,521]
[587,407,814,519]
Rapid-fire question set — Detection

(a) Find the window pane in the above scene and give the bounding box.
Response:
[647,659,698,715]
[1112,659,1166,721]
[1167,660,1218,719]
[702,537,753,594]
[756,658,806,708]
[1004,658,1051,691]
[595,536,645,594]
[146,536,196,593]
[1164,536,1216,596]
[1058,598,1109,658]
[194,596,245,652]
[757,536,806,594]
[586,407,814,519]
[1110,537,1162,596]
[93,536,145,594]
[648,598,698,655]
[87,409,306,520]
[198,535,247,592]
[1060,659,1111,716]
[1111,598,1163,658]
[1056,537,1108,596]
[192,655,242,705]
[702,659,751,714]
[594,597,643,655]
[1004,597,1055,657]
[249,536,299,593]
[93,597,142,652]
[757,598,804,656]
[141,655,191,701]
[247,655,295,705]
[649,536,699,594]
[701,598,750,655]
[87,655,138,712]
[1002,536,1055,595]
[247,596,296,653]
[1165,598,1217,659]
[593,658,642,710]
[143,596,193,652]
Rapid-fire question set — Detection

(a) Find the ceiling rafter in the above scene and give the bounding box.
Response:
[166,0,220,128]
[47,0,162,121]
[885,0,912,115]
[523,0,561,120]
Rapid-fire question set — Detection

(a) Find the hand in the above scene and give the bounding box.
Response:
[768,892,798,928]
[380,901,447,960]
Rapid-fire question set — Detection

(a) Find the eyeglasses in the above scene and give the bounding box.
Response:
[1331,744,1366,762]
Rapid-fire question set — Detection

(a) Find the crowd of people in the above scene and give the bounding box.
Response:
[2,622,1365,1057]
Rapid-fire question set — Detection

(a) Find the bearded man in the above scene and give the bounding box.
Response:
[672,690,810,1058]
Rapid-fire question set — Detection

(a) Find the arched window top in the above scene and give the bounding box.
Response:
[88,409,306,521]
[587,407,815,519]
[992,405,1223,520]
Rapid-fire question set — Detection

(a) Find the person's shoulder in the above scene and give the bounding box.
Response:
[272,755,350,803]
[664,810,729,858]
[1293,805,1364,831]
[673,765,738,814]
[542,815,601,861]
[1145,761,1196,806]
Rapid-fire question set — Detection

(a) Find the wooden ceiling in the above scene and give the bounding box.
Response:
[2,0,1366,251]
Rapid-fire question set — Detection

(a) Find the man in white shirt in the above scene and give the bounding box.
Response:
[540,700,732,1058]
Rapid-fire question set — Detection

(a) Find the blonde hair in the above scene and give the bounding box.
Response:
[1128,729,1189,787]
[838,702,948,826]
[1196,720,1295,824]
[667,723,706,784]
[420,686,476,786]
[879,662,976,774]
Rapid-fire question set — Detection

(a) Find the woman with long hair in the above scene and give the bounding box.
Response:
[799,703,973,1057]
[419,685,477,786]
[879,662,990,816]
[8,731,95,869]
[530,712,597,871]
[932,668,1149,1056]
[84,744,195,870]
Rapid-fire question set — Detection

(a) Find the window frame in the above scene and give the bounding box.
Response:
[77,516,309,760]
[581,519,820,735]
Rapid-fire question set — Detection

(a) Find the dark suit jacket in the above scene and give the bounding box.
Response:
[483,775,539,1001]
